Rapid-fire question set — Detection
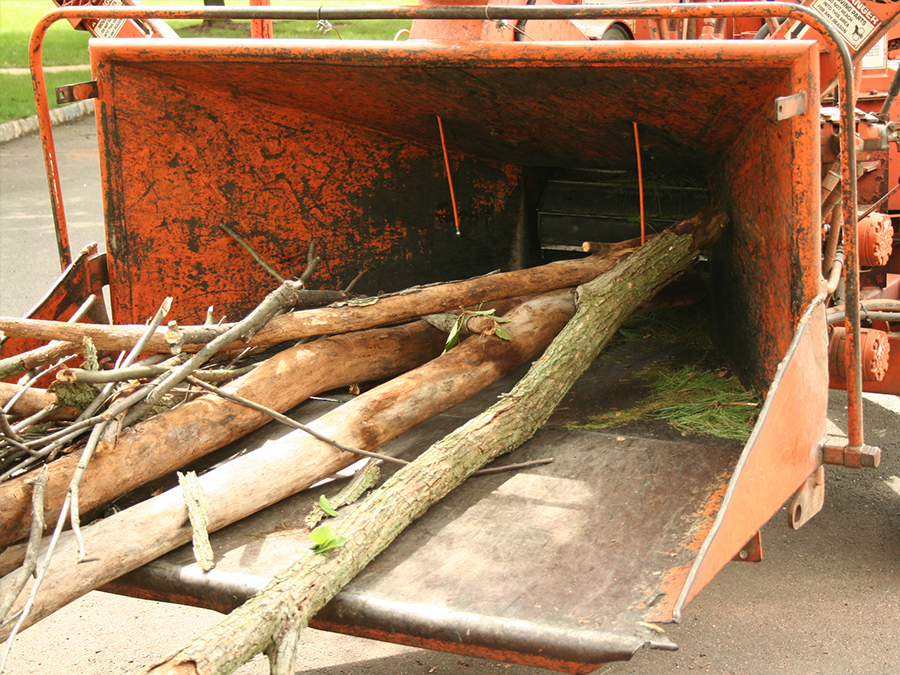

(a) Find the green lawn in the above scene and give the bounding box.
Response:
[0,0,412,123]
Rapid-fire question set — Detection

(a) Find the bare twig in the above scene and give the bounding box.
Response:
[0,413,24,447]
[0,294,101,384]
[305,459,382,529]
[2,357,75,423]
[0,467,69,671]
[0,482,74,640]
[0,468,47,622]
[69,421,113,561]
[11,406,56,434]
[219,223,286,284]
[472,458,555,475]
[20,381,155,452]
[178,471,214,571]
[0,419,35,458]
[60,302,177,550]
[187,377,553,478]
[299,240,321,285]
[123,282,304,427]
[343,269,367,294]
[75,299,173,425]
[57,363,257,385]
[0,342,82,383]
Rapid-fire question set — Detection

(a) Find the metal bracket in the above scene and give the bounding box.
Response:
[775,91,807,121]
[56,80,99,104]
[732,531,763,562]
[788,465,825,529]
[822,443,881,468]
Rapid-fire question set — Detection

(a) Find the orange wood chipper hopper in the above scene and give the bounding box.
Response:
[7,1,900,671]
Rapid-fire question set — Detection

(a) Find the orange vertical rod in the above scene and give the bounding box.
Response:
[437,116,461,236]
[29,16,71,269]
[633,122,646,245]
[250,0,273,38]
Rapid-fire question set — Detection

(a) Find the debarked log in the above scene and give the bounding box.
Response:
[139,207,728,675]
[0,320,448,554]
[0,237,641,355]
[0,289,578,637]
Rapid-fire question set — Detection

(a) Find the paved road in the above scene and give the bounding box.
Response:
[1,117,898,675]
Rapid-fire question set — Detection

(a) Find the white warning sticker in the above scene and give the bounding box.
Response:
[810,0,879,50]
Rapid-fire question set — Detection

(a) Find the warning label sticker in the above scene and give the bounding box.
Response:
[810,0,879,50]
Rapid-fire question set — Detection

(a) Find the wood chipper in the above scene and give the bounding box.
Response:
[1,1,899,672]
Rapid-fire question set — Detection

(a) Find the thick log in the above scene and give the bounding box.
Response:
[0,290,577,638]
[0,321,447,554]
[139,207,727,675]
[0,239,639,355]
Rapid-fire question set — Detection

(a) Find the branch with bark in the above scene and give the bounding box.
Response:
[137,206,726,674]
[0,238,641,356]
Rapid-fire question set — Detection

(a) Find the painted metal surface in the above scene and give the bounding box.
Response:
[86,37,821,325]
[732,531,763,562]
[831,330,900,394]
[105,289,828,670]
[104,350,741,671]
[674,297,830,616]
[0,245,108,376]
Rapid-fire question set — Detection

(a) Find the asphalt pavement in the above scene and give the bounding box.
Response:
[0,117,898,675]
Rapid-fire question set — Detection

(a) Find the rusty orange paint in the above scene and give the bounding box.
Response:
[647,479,730,622]
[831,331,900,395]
[87,36,825,327]
[17,4,886,667]
[249,0,273,39]
[0,246,107,383]
[674,299,830,617]
[308,620,606,675]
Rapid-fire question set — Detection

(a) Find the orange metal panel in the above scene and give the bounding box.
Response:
[22,6,855,667]
[674,298,830,616]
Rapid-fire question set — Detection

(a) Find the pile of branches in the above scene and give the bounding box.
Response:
[0,207,725,675]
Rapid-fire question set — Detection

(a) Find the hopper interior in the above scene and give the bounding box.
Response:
[90,35,829,670]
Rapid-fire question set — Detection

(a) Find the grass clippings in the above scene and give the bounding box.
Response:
[573,306,761,442]
[571,362,760,441]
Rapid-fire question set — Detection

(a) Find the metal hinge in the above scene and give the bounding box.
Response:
[56,80,99,105]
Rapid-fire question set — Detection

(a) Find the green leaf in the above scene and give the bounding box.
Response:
[319,535,347,553]
[309,524,348,553]
[442,316,463,354]
[309,524,335,546]
[494,326,511,341]
[318,494,339,517]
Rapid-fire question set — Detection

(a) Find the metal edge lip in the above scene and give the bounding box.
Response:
[315,591,671,664]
